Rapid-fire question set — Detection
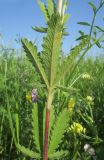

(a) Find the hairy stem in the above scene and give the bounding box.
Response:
[43,91,52,160]
[43,108,50,160]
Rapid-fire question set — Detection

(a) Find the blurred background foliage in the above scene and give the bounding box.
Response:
[0,47,104,159]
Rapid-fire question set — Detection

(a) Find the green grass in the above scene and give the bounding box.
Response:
[0,49,104,159]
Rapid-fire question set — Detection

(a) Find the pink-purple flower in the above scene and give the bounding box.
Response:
[31,89,38,103]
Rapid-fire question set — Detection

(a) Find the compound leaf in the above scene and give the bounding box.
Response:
[48,108,69,154]
[21,38,49,90]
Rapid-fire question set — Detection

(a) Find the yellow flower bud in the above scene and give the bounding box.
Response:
[68,98,75,111]
[26,93,32,102]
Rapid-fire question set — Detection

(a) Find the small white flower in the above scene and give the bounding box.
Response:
[84,144,97,160]
[84,143,90,152]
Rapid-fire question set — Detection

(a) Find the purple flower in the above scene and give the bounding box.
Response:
[31,89,38,103]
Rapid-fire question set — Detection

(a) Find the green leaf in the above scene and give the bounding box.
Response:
[92,37,102,48]
[79,30,85,36]
[88,2,96,14]
[95,26,104,32]
[0,107,7,115]
[48,108,69,154]
[32,103,40,152]
[14,103,19,143]
[17,143,40,159]
[7,103,17,145]
[49,106,55,144]
[56,85,79,92]
[76,35,89,41]
[42,14,63,87]
[77,22,90,26]
[21,38,49,90]
[49,150,69,159]
[32,26,47,33]
[95,41,102,48]
[63,31,69,36]
[66,36,98,84]
[14,113,19,143]
[63,14,70,24]
[47,0,54,16]
[60,37,90,81]
[38,105,45,155]
[38,1,50,21]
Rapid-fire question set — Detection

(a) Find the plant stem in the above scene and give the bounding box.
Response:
[57,0,63,15]
[89,1,104,37]
[43,89,52,160]
[43,108,50,160]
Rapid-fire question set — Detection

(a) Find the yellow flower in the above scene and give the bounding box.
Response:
[82,74,92,80]
[70,122,86,134]
[68,98,75,111]
[26,93,32,102]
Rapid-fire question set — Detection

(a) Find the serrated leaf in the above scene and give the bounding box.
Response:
[66,37,93,84]
[49,150,69,159]
[77,22,90,26]
[48,108,69,154]
[49,106,55,144]
[42,14,63,87]
[60,37,89,81]
[38,104,45,155]
[88,2,96,13]
[17,143,40,159]
[32,26,47,33]
[38,1,50,21]
[47,0,54,16]
[32,103,40,152]
[21,38,49,90]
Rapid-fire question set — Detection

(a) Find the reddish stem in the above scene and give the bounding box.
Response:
[43,108,50,160]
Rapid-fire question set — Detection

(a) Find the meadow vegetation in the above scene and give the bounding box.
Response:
[0,0,104,160]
